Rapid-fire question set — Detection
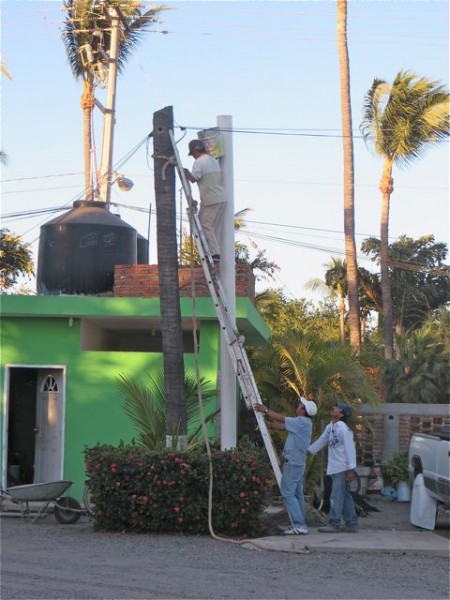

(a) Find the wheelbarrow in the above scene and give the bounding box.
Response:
[0,480,82,524]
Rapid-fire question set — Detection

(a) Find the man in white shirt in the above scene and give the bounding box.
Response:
[308,402,359,533]
[184,140,226,263]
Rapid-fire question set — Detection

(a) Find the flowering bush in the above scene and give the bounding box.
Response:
[84,441,272,537]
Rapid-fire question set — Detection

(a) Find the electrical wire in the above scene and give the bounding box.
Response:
[1,172,83,183]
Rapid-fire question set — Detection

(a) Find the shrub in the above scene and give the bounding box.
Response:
[381,452,409,486]
[84,441,272,538]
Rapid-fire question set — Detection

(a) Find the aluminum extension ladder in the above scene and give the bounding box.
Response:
[169,130,282,488]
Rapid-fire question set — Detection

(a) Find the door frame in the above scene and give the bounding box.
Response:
[2,364,67,489]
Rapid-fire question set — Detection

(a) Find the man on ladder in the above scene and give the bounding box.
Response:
[169,130,283,490]
[184,139,226,264]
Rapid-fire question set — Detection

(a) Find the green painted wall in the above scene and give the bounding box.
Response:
[1,295,269,500]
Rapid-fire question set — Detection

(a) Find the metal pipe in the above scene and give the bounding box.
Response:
[217,115,237,450]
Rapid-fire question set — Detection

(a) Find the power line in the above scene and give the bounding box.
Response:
[180,125,364,139]
[1,172,83,183]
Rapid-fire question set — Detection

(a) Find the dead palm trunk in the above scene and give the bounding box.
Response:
[80,80,94,200]
[379,161,395,359]
[337,0,361,352]
[153,106,187,448]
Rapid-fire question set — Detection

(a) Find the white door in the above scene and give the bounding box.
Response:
[34,372,63,482]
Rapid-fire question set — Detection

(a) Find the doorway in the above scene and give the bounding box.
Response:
[3,366,66,488]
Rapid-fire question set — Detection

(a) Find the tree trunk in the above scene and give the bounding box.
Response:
[80,81,94,201]
[360,314,366,340]
[153,106,187,446]
[339,294,345,345]
[379,160,395,360]
[337,0,361,352]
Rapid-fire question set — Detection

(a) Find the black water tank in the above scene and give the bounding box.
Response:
[37,201,138,295]
[137,233,149,264]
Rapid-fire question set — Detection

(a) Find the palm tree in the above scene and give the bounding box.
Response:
[324,257,348,345]
[360,70,449,360]
[362,234,450,339]
[252,331,378,487]
[357,267,381,339]
[336,0,361,352]
[382,308,450,404]
[306,257,349,344]
[116,369,219,450]
[62,0,162,200]
[0,228,35,292]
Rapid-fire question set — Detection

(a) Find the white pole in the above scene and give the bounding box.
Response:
[98,9,120,205]
[217,115,237,450]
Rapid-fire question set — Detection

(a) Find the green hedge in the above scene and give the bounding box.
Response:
[84,442,272,537]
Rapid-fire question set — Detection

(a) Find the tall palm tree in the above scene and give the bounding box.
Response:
[336,0,361,352]
[62,0,162,200]
[360,70,449,360]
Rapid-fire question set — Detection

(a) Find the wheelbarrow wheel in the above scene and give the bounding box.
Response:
[54,496,81,524]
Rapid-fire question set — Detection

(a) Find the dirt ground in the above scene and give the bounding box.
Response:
[1,492,449,600]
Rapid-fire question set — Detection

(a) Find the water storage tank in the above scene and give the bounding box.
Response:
[137,233,149,264]
[37,200,138,295]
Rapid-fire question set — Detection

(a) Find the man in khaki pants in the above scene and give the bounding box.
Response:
[184,140,226,263]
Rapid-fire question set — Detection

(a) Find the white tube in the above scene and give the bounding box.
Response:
[217,115,237,450]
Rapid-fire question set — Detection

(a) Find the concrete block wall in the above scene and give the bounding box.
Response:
[114,263,256,300]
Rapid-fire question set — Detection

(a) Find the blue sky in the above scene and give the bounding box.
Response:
[1,0,449,300]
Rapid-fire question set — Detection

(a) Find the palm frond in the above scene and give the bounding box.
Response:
[117,368,218,451]
[116,373,165,449]
[361,70,449,167]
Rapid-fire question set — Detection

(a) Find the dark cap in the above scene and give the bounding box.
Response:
[334,402,352,421]
[188,140,207,156]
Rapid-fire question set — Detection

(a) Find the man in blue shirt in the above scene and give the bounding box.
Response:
[254,396,317,535]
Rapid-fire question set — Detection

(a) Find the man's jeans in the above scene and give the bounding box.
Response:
[280,462,306,527]
[329,471,358,529]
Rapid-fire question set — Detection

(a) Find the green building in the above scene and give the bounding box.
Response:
[0,275,268,501]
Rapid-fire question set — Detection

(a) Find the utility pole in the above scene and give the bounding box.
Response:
[153,106,187,449]
[98,6,122,205]
[217,115,237,450]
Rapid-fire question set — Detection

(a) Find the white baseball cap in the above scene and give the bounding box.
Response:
[299,396,317,416]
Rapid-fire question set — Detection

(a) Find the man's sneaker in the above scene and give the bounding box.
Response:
[284,526,308,535]
[343,527,359,533]
[318,525,341,533]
